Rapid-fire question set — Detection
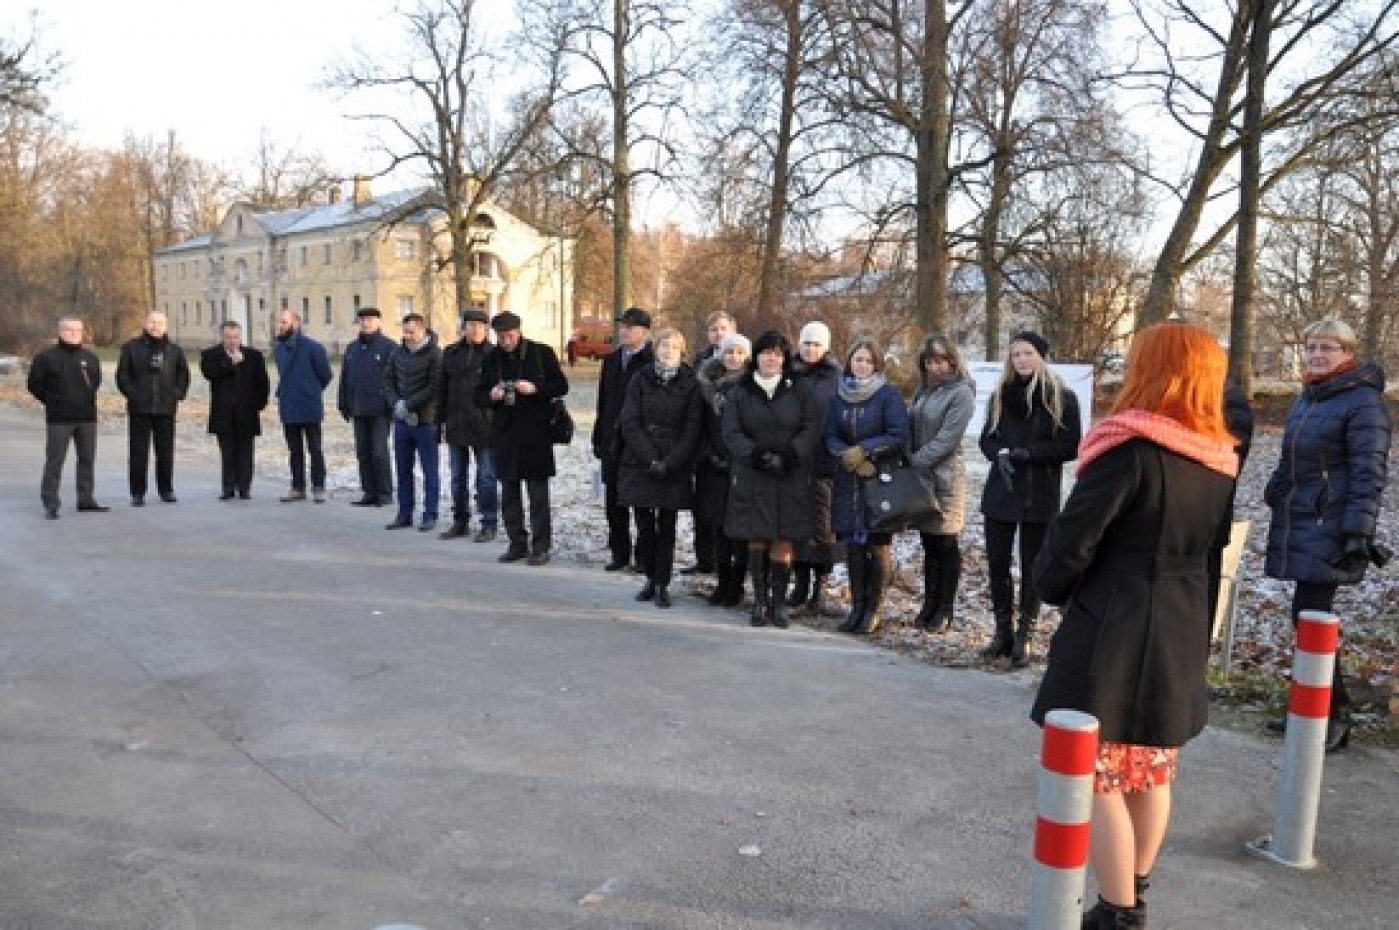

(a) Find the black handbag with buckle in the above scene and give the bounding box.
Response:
[862,462,938,533]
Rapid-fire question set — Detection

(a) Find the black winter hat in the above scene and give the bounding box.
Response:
[1011,330,1050,359]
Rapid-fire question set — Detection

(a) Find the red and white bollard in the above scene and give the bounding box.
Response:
[1246,610,1340,869]
[1029,709,1099,929]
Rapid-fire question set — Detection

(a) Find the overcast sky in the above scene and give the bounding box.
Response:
[5,0,403,177]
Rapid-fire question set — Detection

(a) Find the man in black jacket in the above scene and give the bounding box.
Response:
[592,307,654,572]
[116,310,190,505]
[27,317,109,519]
[437,309,498,541]
[338,306,398,507]
[384,313,443,532]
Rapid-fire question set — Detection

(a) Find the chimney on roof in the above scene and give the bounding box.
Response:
[328,183,342,205]
[352,175,372,208]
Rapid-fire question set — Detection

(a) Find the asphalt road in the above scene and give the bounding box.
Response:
[0,404,1394,929]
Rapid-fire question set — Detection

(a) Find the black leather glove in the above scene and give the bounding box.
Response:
[996,452,1016,490]
[647,460,668,479]
[1335,536,1375,574]
[1009,447,1031,465]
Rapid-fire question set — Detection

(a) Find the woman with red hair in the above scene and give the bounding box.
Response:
[1030,323,1239,929]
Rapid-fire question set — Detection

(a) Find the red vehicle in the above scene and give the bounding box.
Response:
[569,324,615,362]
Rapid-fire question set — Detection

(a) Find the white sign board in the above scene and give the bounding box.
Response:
[964,363,1095,439]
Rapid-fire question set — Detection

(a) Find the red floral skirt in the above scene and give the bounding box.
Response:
[1094,742,1178,794]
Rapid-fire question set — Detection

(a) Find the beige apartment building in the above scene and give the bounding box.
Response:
[153,179,573,353]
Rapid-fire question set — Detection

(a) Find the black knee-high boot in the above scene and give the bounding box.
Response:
[748,549,769,626]
[914,542,939,630]
[769,561,791,628]
[839,546,868,633]
[786,561,811,608]
[857,545,891,635]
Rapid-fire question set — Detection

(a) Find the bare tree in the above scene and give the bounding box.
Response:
[1115,0,1399,333]
[0,15,56,122]
[327,0,570,318]
[238,131,336,208]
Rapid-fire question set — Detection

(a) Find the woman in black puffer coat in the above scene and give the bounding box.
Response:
[1263,317,1391,752]
[978,331,1081,667]
[618,328,704,609]
[695,334,752,607]
[722,330,821,628]
[787,321,844,617]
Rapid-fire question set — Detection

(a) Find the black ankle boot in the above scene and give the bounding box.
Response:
[1011,613,1034,668]
[636,579,656,602]
[769,562,791,628]
[707,565,729,606]
[808,572,828,618]
[839,547,868,633]
[724,559,747,607]
[856,546,891,635]
[982,613,1014,658]
[1081,895,1145,928]
[786,562,811,608]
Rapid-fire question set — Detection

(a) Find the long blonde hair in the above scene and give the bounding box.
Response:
[987,342,1070,432]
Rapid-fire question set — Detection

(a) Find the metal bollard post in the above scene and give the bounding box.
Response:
[1245,610,1340,869]
[1028,709,1099,930]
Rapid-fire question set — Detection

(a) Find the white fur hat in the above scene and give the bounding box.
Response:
[799,321,831,348]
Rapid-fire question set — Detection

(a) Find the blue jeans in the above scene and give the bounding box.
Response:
[393,420,440,520]
[448,444,498,527]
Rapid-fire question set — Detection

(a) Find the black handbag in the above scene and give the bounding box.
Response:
[549,397,575,445]
[862,462,938,533]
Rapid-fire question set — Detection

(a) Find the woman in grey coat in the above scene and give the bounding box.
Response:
[907,335,976,632]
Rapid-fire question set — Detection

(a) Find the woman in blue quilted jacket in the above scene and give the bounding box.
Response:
[1264,318,1392,752]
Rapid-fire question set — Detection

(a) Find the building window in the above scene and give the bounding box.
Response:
[301,296,310,322]
[352,294,361,323]
[395,239,416,260]
[195,302,201,324]
[300,246,308,266]
[397,296,414,318]
[259,298,266,317]
[179,262,186,279]
[236,215,244,237]
[324,296,333,325]
[352,239,363,262]
[181,303,187,326]
[323,243,332,265]
[281,296,289,311]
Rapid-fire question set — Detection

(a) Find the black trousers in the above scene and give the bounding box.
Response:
[129,413,176,497]
[635,508,678,585]
[502,478,551,555]
[1292,583,1350,716]
[352,415,394,499]
[283,423,326,491]
[604,475,634,565]
[216,430,257,495]
[984,518,1048,619]
[41,421,97,511]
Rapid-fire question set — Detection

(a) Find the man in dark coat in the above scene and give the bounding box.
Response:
[383,313,444,532]
[200,320,270,499]
[116,310,190,505]
[338,306,397,507]
[475,311,569,566]
[592,306,654,572]
[27,316,109,519]
[272,309,333,502]
[437,309,498,541]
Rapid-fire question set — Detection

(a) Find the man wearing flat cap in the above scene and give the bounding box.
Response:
[338,306,398,506]
[593,306,655,572]
[437,308,499,541]
[475,310,569,565]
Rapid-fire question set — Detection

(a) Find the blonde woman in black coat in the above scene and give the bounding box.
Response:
[722,330,821,627]
[617,328,704,608]
[978,331,1081,666]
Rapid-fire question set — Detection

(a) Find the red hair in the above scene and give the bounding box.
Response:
[1111,323,1230,441]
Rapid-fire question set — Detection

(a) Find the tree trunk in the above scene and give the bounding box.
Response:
[755,1,801,323]
[915,0,950,335]
[979,147,1010,360]
[612,0,632,318]
[1229,0,1271,395]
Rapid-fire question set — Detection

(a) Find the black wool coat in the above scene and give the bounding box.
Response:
[721,373,820,542]
[1031,439,1235,747]
[475,339,569,481]
[27,342,102,423]
[592,342,655,478]
[616,364,703,511]
[694,359,746,526]
[200,345,270,437]
[979,378,1082,523]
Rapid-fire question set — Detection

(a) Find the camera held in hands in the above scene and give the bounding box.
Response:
[501,380,517,406]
